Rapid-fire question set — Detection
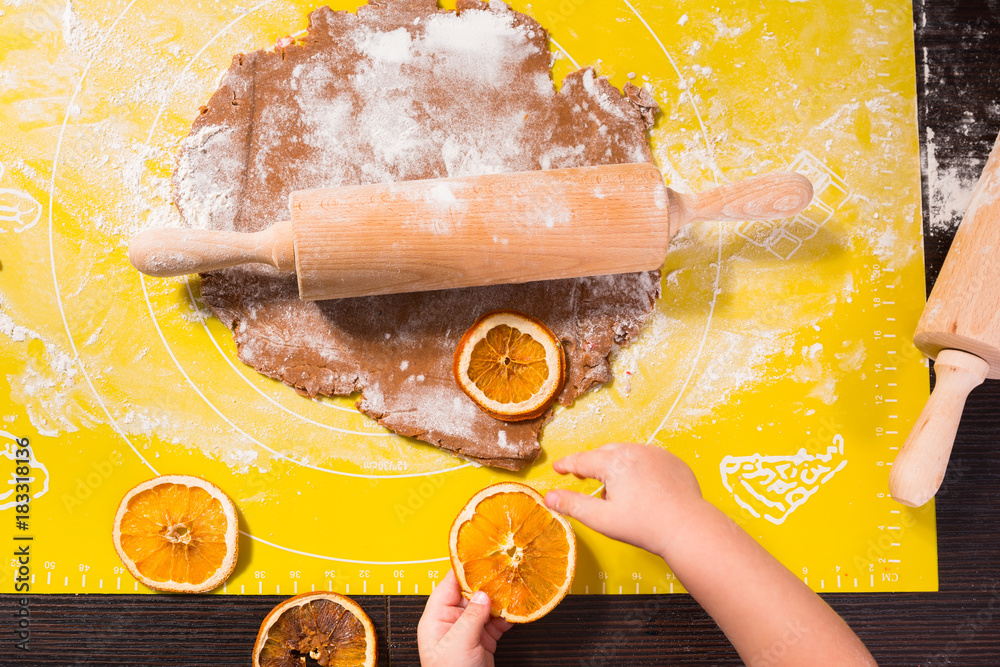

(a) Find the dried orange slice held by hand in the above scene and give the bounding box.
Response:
[253,591,377,667]
[450,482,576,623]
[112,474,239,593]
[453,309,565,421]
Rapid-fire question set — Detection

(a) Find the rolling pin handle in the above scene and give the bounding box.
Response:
[888,349,990,507]
[128,221,296,277]
[669,171,814,235]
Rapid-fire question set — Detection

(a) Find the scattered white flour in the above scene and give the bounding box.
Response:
[0,308,37,343]
[361,383,483,444]
[925,126,981,235]
[835,340,866,373]
[791,341,836,405]
[1,299,89,437]
[0,0,928,476]
[61,0,89,55]
[539,144,586,170]
[83,324,103,347]
[356,26,412,64]
[581,68,628,121]
[247,5,562,196]
[425,183,458,206]
[870,226,898,262]
[497,429,512,452]
[175,125,242,230]
[712,16,748,40]
[238,490,273,505]
[178,301,214,324]
[421,8,530,87]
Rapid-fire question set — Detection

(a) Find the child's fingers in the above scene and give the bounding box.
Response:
[442,590,494,651]
[552,446,620,481]
[417,571,463,650]
[426,569,463,609]
[544,489,608,530]
[484,616,513,642]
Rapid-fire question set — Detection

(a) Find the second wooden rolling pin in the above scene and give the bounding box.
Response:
[888,130,1000,507]
[129,163,813,300]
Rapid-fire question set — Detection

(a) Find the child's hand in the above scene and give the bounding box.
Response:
[548,444,878,666]
[544,443,706,558]
[417,570,512,667]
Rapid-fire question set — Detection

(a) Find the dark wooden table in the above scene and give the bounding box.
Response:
[4,1,999,664]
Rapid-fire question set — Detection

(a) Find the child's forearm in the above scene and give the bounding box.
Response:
[659,500,877,667]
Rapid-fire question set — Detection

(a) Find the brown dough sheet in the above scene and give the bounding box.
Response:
[177,0,661,470]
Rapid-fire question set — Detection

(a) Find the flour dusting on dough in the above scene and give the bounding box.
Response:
[181,0,662,469]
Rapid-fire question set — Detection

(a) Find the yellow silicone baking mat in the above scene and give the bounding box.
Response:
[0,0,935,595]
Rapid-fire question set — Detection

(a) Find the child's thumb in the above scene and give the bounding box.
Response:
[445,591,493,649]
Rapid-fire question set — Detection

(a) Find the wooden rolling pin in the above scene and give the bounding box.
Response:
[889,130,1000,507]
[130,163,813,300]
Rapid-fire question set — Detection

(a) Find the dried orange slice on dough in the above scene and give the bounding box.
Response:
[450,482,576,623]
[453,309,565,421]
[112,474,238,593]
[253,591,377,667]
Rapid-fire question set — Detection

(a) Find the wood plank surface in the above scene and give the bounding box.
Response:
[2,0,1000,664]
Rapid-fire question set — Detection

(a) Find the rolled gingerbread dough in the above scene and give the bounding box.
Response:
[176,0,661,470]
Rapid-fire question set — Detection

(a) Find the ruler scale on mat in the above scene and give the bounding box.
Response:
[0,0,936,595]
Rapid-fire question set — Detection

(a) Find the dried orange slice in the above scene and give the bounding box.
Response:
[453,309,565,421]
[253,591,377,667]
[112,474,239,593]
[449,482,576,623]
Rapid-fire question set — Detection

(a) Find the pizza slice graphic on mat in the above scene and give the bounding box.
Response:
[0,162,42,234]
[720,436,847,525]
[0,432,48,511]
